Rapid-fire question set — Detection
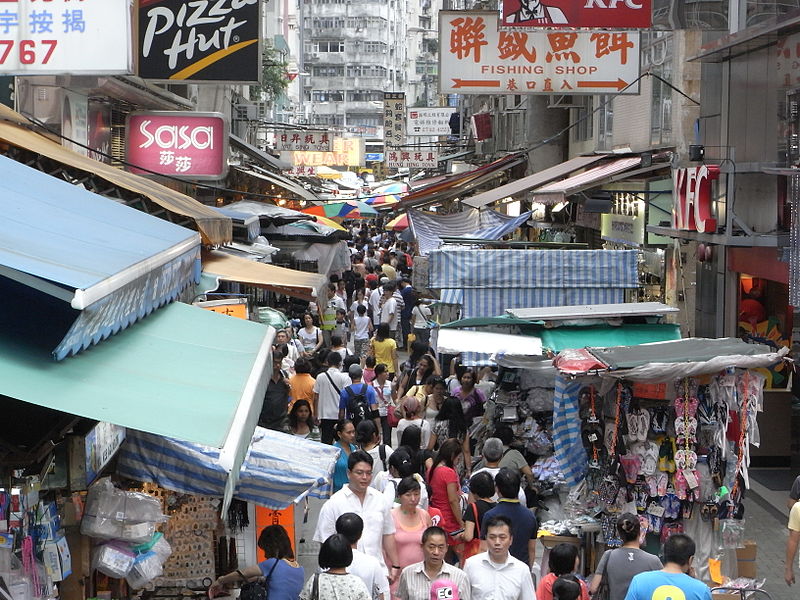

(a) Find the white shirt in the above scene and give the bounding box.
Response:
[313,485,396,572]
[380,297,398,329]
[354,315,371,340]
[470,467,527,504]
[348,548,390,600]
[369,287,384,325]
[313,367,351,420]
[378,473,429,509]
[396,418,431,450]
[411,305,431,329]
[463,552,536,600]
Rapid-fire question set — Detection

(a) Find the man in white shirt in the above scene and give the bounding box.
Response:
[464,515,536,600]
[314,451,401,579]
[470,438,527,504]
[379,282,398,333]
[336,512,390,600]
[369,282,384,326]
[313,352,351,444]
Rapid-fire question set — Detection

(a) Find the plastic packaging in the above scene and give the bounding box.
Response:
[125,552,163,589]
[132,533,172,563]
[720,518,746,549]
[80,478,165,542]
[92,542,135,578]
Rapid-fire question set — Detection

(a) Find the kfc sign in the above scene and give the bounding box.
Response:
[126,112,229,180]
[500,0,651,29]
[672,165,719,233]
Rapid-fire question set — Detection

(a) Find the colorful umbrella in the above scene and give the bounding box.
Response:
[313,216,347,231]
[365,182,408,207]
[301,200,378,219]
[385,213,409,231]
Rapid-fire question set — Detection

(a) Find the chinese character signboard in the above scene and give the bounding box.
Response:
[285,165,318,176]
[139,0,260,82]
[274,130,333,152]
[500,0,651,28]
[285,138,366,168]
[407,108,457,136]
[0,0,132,74]
[126,112,229,180]
[439,11,640,95]
[383,92,406,150]
[601,212,644,246]
[386,149,439,169]
[672,165,719,233]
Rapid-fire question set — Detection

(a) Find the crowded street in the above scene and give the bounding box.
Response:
[3,2,800,600]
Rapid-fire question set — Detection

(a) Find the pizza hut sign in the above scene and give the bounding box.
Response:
[126,111,229,180]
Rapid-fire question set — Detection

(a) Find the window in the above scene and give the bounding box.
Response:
[312,90,344,102]
[348,91,383,101]
[312,66,344,77]
[347,65,386,77]
[572,96,594,142]
[363,41,387,53]
[597,95,614,150]
[315,41,345,53]
[643,31,673,146]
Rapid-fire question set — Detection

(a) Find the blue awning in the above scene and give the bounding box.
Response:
[0,154,200,360]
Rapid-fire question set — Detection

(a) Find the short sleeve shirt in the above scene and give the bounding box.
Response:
[791,475,800,501]
[789,501,800,532]
[596,548,662,600]
[624,570,711,600]
[339,383,379,415]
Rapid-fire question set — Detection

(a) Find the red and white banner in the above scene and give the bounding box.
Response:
[500,0,651,29]
[126,112,228,180]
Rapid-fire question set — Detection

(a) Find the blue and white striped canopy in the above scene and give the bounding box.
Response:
[118,427,339,509]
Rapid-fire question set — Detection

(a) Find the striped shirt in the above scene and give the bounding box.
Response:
[395,561,471,600]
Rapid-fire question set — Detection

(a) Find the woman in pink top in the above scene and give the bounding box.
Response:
[390,476,432,597]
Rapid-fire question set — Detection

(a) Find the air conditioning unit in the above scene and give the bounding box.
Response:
[234,104,259,121]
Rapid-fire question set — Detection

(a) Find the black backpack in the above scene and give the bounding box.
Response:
[345,383,370,425]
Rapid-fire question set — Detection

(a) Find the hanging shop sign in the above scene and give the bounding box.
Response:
[407,107,457,136]
[0,0,133,74]
[601,212,645,246]
[138,0,261,82]
[499,0,652,29]
[439,11,640,95]
[386,149,439,169]
[85,422,126,486]
[274,130,333,152]
[126,111,229,180]
[286,137,365,168]
[383,92,406,150]
[672,165,719,234]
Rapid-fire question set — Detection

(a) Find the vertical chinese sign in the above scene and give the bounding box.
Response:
[439,11,640,95]
[383,92,406,152]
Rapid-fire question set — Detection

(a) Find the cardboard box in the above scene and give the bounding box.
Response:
[735,540,757,578]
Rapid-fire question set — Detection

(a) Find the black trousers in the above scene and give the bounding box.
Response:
[320,419,337,444]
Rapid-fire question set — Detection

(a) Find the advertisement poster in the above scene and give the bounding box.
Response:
[138,0,261,82]
[407,108,457,136]
[87,100,112,163]
[499,0,651,29]
[61,91,88,156]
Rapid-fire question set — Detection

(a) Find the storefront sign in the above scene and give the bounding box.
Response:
[384,92,406,150]
[0,0,133,74]
[126,112,229,180]
[87,100,112,164]
[601,212,644,246]
[672,165,719,234]
[138,0,260,82]
[61,90,88,156]
[365,152,385,162]
[500,0,652,29]
[407,108,457,136]
[196,299,248,319]
[255,505,295,556]
[386,149,439,169]
[274,130,332,152]
[85,422,126,486]
[439,11,640,95]
[286,138,365,168]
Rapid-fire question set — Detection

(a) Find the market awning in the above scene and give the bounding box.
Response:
[506,302,679,322]
[235,166,319,202]
[0,154,201,360]
[223,200,315,225]
[436,328,543,366]
[0,103,231,246]
[554,337,788,379]
[202,249,328,301]
[409,208,533,255]
[215,208,261,241]
[530,157,642,204]
[117,427,339,509]
[230,134,292,171]
[462,155,606,208]
[440,314,535,329]
[0,301,274,509]
[540,324,681,353]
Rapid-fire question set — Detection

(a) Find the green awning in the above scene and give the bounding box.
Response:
[440,314,536,328]
[540,323,681,353]
[0,301,274,508]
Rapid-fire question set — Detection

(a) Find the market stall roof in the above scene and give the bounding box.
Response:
[409,208,533,255]
[202,249,328,301]
[223,200,314,225]
[0,154,201,360]
[436,328,543,366]
[0,103,231,245]
[530,157,642,204]
[215,207,261,241]
[440,314,535,328]
[235,166,319,202]
[0,301,274,510]
[118,426,339,509]
[540,323,681,353]
[506,302,679,321]
[462,155,606,208]
[554,337,788,379]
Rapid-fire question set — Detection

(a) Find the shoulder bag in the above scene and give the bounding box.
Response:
[238,559,279,600]
[461,503,482,560]
[592,550,612,600]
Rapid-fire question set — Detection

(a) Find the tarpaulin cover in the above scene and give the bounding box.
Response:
[429,249,638,319]
[408,208,532,255]
[223,200,314,225]
[540,324,681,353]
[0,154,201,360]
[436,328,542,366]
[552,375,587,487]
[117,427,339,509]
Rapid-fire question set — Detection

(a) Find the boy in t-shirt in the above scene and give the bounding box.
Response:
[333,308,349,343]
[352,304,373,359]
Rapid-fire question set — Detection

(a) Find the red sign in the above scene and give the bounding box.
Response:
[500,0,651,29]
[126,111,228,180]
[672,165,719,234]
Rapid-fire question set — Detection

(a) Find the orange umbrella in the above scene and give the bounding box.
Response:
[385,213,409,231]
[313,215,347,231]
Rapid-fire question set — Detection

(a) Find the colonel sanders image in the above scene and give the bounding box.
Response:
[504,0,568,24]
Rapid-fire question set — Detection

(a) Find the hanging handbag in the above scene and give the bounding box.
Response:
[238,559,279,600]
[461,503,482,560]
[592,550,611,600]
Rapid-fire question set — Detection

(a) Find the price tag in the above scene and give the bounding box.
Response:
[647,503,665,517]
[683,469,699,489]
[588,433,598,442]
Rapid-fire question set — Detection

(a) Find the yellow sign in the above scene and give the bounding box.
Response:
[196,299,249,320]
[286,138,365,167]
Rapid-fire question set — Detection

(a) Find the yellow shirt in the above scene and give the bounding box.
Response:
[789,502,800,531]
[371,337,397,373]
[381,263,397,280]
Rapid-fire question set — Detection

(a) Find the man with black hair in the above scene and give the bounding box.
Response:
[314,451,401,580]
[336,513,390,600]
[624,534,711,600]
[259,348,290,431]
[481,467,538,566]
[396,526,471,600]
[313,351,351,444]
[464,515,536,600]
